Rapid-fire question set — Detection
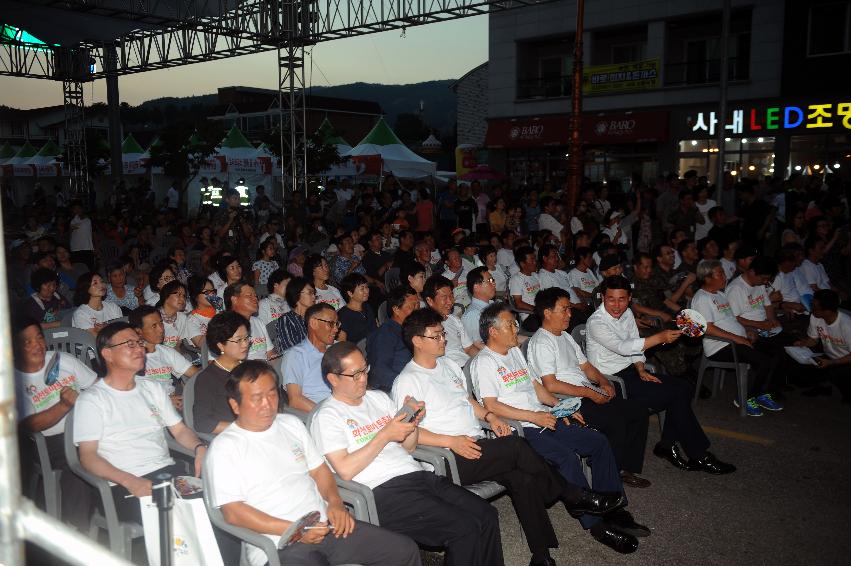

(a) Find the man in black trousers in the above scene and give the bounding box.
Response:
[392,308,627,565]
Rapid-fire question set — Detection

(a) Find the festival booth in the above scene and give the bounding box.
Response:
[26,140,64,178]
[121,133,150,176]
[315,117,359,178]
[3,142,39,203]
[217,125,272,194]
[0,142,16,177]
[344,117,437,179]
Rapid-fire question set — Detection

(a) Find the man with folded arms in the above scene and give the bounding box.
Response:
[586,276,736,475]
[471,303,644,554]
[527,288,651,488]
[206,360,421,566]
[312,342,503,566]
[394,307,624,566]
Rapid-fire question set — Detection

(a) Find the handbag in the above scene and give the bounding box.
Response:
[139,486,224,566]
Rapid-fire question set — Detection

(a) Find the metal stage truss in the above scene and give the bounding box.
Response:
[1,0,557,193]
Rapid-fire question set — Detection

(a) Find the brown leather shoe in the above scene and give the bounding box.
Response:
[620,471,651,488]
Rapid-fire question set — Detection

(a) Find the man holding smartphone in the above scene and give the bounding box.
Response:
[312,342,504,566]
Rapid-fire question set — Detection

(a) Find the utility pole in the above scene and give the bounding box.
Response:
[566,0,585,212]
[715,0,731,191]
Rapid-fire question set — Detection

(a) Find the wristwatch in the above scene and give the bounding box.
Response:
[193,441,209,454]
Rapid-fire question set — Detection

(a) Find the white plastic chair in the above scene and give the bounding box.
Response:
[29,432,62,519]
[694,335,751,418]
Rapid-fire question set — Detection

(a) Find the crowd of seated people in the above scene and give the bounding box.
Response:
[7,170,851,564]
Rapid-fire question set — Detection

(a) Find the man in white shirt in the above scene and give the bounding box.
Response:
[69,201,95,270]
[794,290,851,403]
[166,184,180,211]
[537,244,589,326]
[692,261,781,416]
[470,302,639,554]
[395,308,625,566]
[312,342,504,566]
[496,231,519,276]
[537,197,565,244]
[529,288,652,488]
[225,281,277,360]
[14,317,98,529]
[441,247,470,306]
[283,303,337,412]
[772,247,807,317]
[423,275,481,367]
[566,248,600,302]
[206,360,420,566]
[509,245,542,330]
[130,306,199,410]
[586,276,735,475]
[461,267,495,340]
[73,322,208,524]
[799,238,834,293]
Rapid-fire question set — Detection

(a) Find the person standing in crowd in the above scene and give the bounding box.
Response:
[215,188,254,256]
[312,342,504,566]
[206,360,422,566]
[586,276,736,475]
[192,312,250,435]
[69,201,95,271]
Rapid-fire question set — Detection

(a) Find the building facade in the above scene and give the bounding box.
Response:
[485,0,850,187]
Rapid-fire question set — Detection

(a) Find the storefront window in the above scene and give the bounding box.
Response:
[789,134,851,177]
[677,136,775,180]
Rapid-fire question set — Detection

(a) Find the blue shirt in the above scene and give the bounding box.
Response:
[283,339,331,403]
[365,319,411,392]
[461,298,492,342]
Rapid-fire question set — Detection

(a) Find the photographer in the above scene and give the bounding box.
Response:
[216,188,254,256]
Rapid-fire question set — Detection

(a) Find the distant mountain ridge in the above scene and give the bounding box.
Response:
[129,80,457,135]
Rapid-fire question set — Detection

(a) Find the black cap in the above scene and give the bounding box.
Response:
[599,255,621,272]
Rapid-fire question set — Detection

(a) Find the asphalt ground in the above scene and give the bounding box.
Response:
[495,383,851,566]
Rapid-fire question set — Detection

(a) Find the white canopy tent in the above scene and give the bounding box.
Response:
[344,117,436,179]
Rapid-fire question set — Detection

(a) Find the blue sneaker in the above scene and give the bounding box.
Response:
[756,393,783,412]
[734,397,763,416]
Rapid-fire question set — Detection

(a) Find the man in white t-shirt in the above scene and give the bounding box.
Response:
[772,247,807,317]
[69,201,94,269]
[529,288,652,488]
[395,308,624,565]
[283,303,336,412]
[225,281,276,360]
[566,247,601,302]
[537,243,589,325]
[14,317,97,529]
[423,275,481,367]
[312,342,504,566]
[470,302,639,553]
[800,239,834,293]
[441,247,471,307]
[508,245,541,328]
[537,197,565,243]
[73,322,208,524]
[131,306,199,410]
[691,261,781,416]
[206,360,420,566]
[794,290,851,403]
[496,231,519,276]
[166,184,180,210]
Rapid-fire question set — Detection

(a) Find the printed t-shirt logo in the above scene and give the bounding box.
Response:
[746,292,765,310]
[290,442,306,463]
[30,374,77,411]
[163,335,180,348]
[250,336,267,352]
[713,298,732,316]
[318,296,342,310]
[145,365,173,382]
[497,365,529,388]
[349,415,392,445]
[818,326,847,348]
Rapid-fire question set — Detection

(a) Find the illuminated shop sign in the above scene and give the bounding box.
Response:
[689,103,851,136]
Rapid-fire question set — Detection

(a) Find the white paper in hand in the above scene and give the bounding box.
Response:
[784,346,817,366]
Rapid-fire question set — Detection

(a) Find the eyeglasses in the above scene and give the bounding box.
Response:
[418,331,447,342]
[316,317,341,328]
[337,365,370,381]
[484,278,495,284]
[226,334,252,344]
[106,339,146,349]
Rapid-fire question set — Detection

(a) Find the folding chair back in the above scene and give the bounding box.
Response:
[44,326,99,371]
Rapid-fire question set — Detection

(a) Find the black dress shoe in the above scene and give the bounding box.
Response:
[528,557,557,566]
[566,489,625,516]
[590,521,639,554]
[653,442,698,471]
[606,508,651,537]
[692,451,736,475]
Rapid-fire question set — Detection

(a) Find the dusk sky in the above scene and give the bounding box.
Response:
[0,16,487,110]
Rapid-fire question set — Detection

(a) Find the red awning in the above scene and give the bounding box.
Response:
[486,110,668,148]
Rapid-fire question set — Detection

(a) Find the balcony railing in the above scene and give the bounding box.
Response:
[517,75,573,100]
[664,57,748,86]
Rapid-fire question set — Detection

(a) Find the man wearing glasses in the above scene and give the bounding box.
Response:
[423,274,482,368]
[312,342,504,566]
[461,266,496,344]
[225,281,277,361]
[73,322,208,524]
[283,303,339,412]
[393,308,625,566]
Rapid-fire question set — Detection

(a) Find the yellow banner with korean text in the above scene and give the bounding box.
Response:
[582,59,660,95]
